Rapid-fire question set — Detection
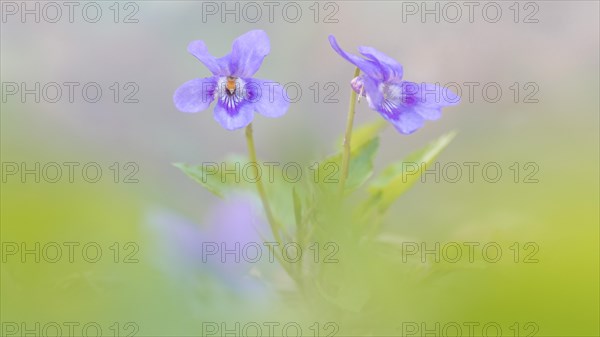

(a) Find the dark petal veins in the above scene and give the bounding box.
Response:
[365,81,426,134]
[218,90,246,116]
[213,98,255,130]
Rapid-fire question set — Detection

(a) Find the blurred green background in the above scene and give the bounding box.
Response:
[1,1,598,336]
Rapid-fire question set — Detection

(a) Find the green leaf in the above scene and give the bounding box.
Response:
[174,155,254,198]
[319,137,380,193]
[173,162,230,198]
[312,119,386,195]
[338,119,388,150]
[368,131,457,211]
[346,137,379,191]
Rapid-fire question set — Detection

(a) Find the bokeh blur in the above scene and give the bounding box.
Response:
[1,1,598,336]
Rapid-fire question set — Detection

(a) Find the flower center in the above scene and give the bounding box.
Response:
[379,83,402,116]
[216,76,247,114]
[226,76,237,94]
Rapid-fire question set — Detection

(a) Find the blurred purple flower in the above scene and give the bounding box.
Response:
[329,35,460,134]
[174,30,289,130]
[145,194,290,298]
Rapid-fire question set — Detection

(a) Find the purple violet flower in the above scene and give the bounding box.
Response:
[174,30,289,130]
[145,194,287,297]
[329,35,460,134]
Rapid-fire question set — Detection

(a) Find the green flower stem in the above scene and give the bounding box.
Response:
[339,67,361,194]
[245,123,283,244]
[246,124,306,290]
